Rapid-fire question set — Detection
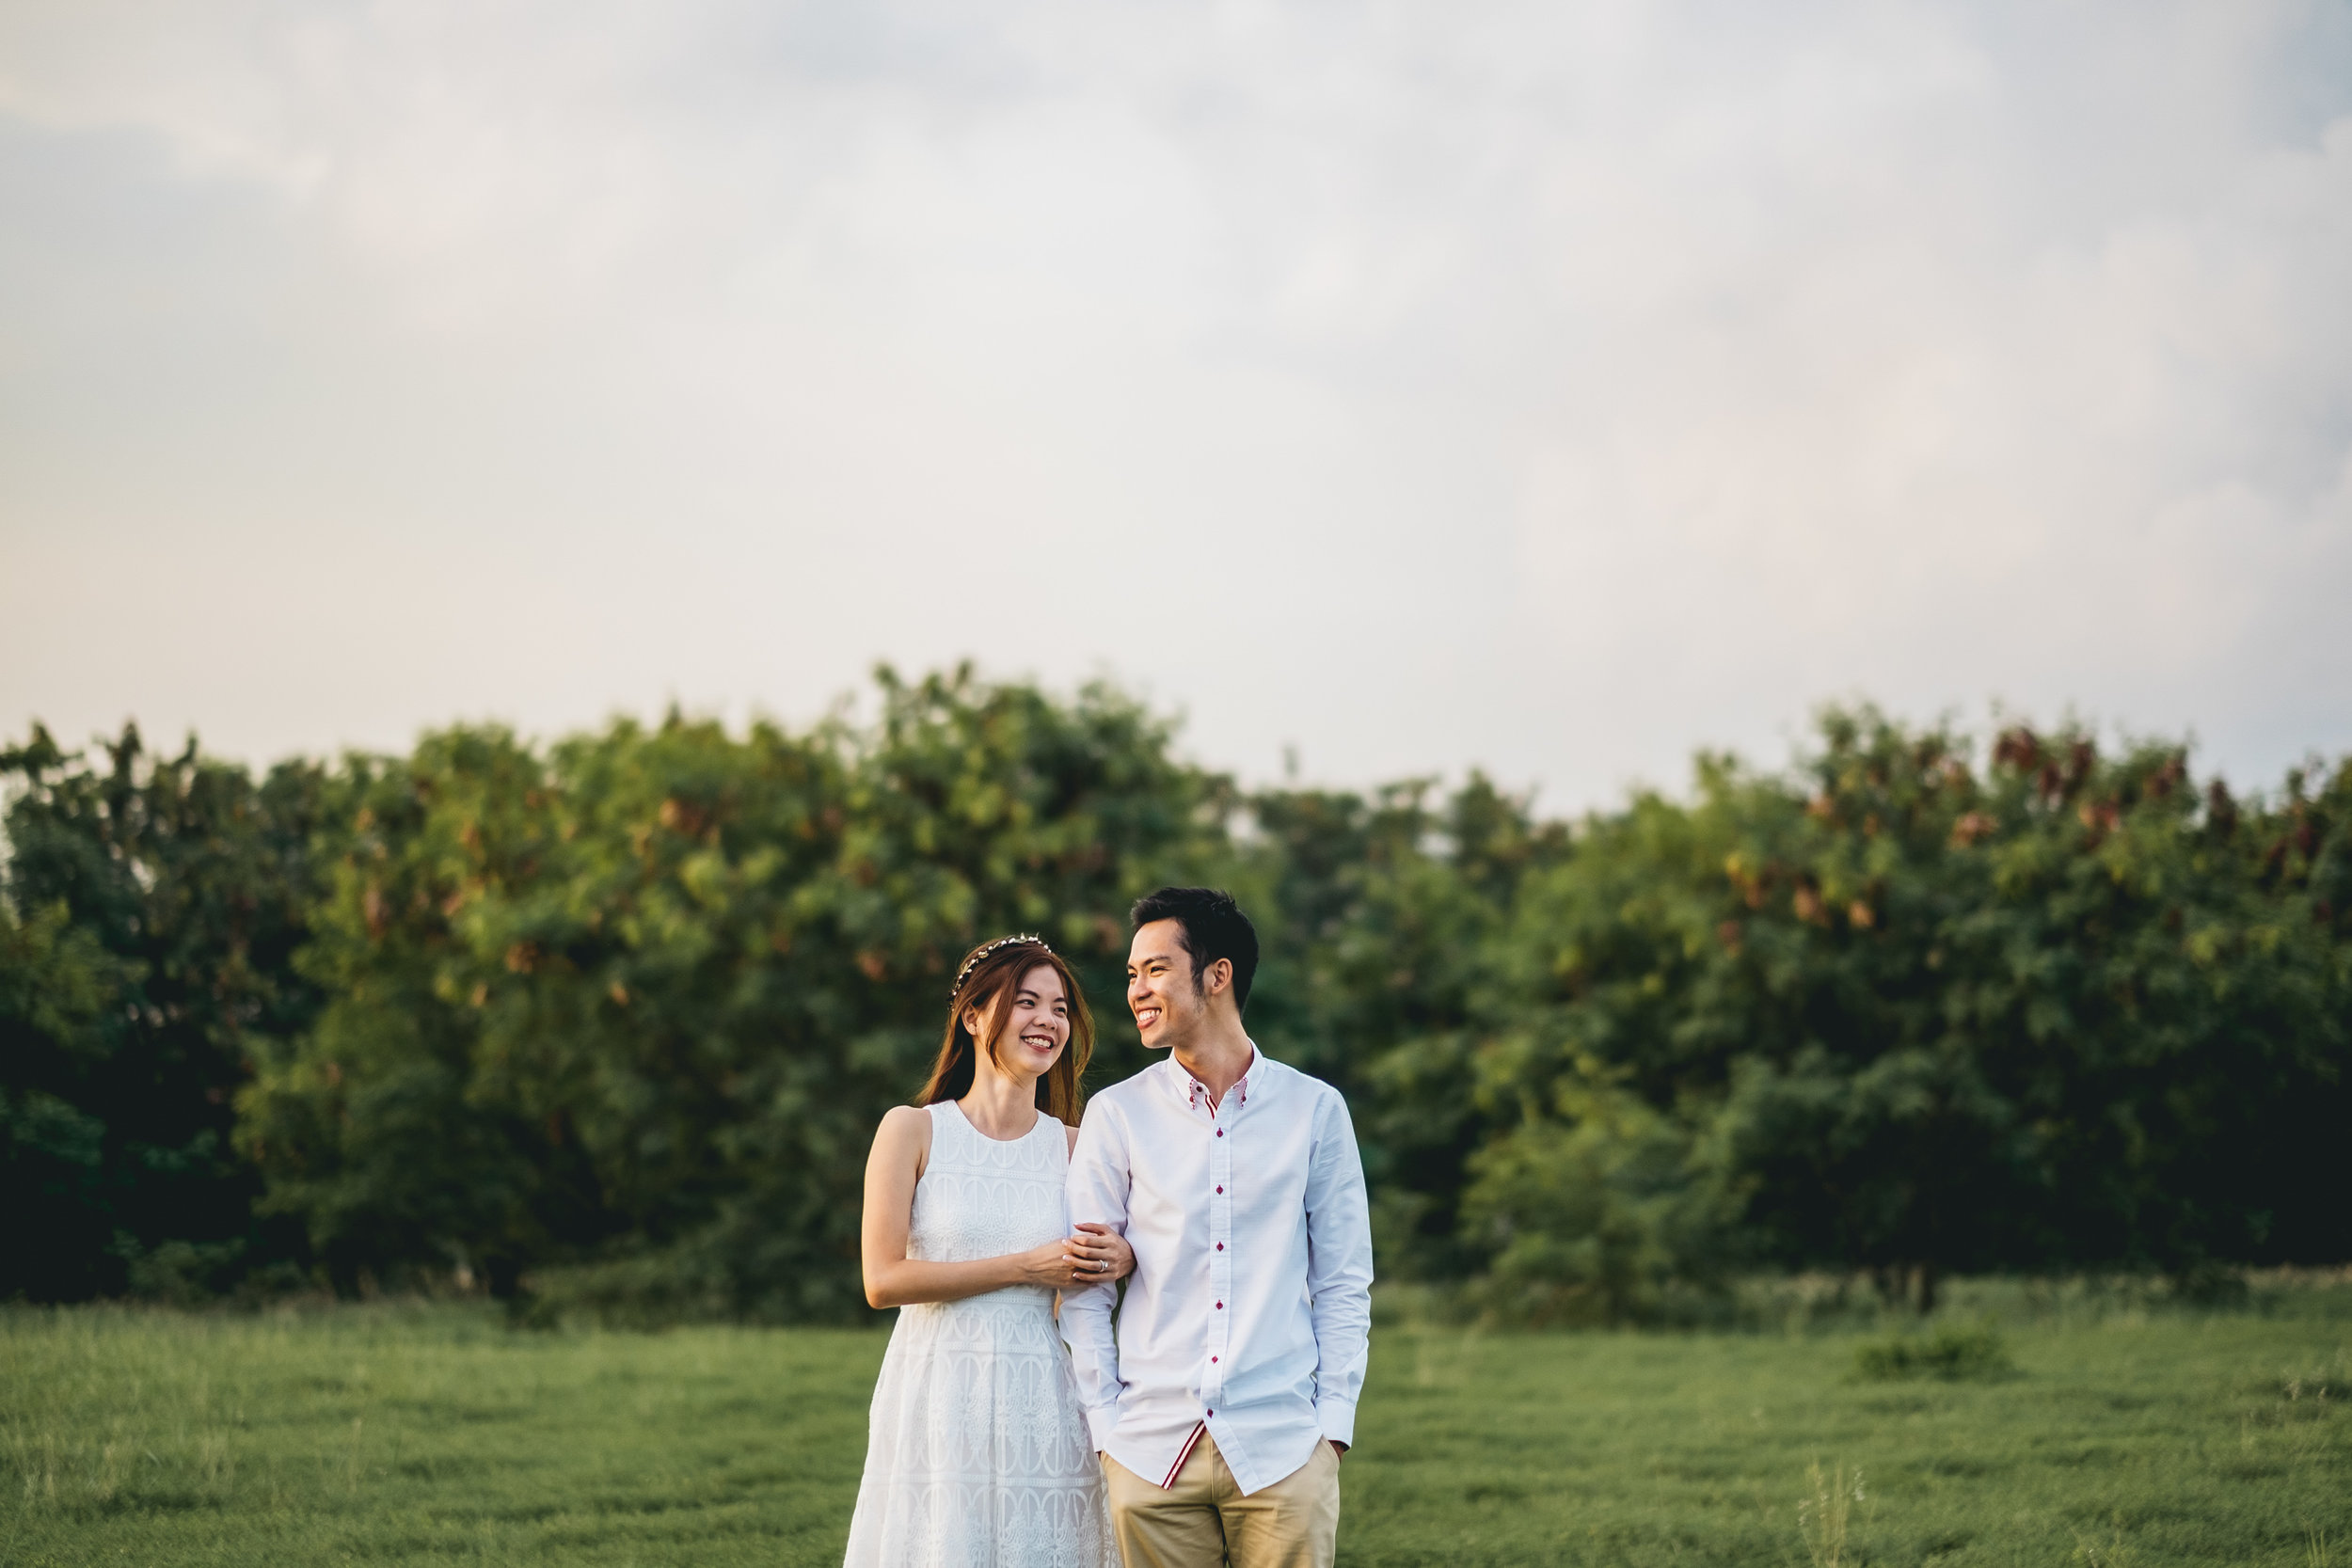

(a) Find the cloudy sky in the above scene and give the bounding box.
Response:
[4,0,2348,809]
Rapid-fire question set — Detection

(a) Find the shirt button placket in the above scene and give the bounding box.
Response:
[1208,1108,1232,1408]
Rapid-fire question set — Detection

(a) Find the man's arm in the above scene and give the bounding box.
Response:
[1061,1099,1132,1452]
[1303,1089,1375,1451]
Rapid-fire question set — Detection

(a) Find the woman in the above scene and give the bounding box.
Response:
[845,934,1131,1568]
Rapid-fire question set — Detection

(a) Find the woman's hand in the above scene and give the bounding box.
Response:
[1014,1239,1088,1289]
[1065,1222,1134,1284]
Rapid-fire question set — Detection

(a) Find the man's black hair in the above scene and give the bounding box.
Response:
[1130,886,1260,1015]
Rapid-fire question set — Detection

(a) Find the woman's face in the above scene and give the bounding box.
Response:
[983,963,1071,1080]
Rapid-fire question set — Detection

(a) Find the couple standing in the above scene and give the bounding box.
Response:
[845,887,1375,1568]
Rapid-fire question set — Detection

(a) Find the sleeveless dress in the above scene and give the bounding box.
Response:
[843,1102,1117,1568]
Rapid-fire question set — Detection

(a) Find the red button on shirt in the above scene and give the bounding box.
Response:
[1216,1129,1223,1137]
[1216,1243,1223,1251]
[1215,1186,1223,1194]
[1215,1301,1223,1309]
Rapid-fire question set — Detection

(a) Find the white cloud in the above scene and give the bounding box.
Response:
[1,0,2347,804]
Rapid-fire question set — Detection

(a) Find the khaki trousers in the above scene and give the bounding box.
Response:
[1102,1433,1341,1568]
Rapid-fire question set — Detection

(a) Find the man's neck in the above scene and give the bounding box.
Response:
[1168,1017,1255,1109]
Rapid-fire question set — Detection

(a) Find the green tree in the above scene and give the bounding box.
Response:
[9,684,2345,1321]
[1,895,125,1298]
[1,723,326,1299]
[1248,775,1565,1279]
[240,668,1229,1317]
[1458,710,2352,1311]
[237,726,564,1297]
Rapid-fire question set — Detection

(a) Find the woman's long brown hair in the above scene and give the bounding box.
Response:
[914,939,1095,1127]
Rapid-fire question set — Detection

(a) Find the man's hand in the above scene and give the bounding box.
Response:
[1066,1222,1134,1282]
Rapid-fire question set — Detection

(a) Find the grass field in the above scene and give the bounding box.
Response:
[3,1281,2347,1567]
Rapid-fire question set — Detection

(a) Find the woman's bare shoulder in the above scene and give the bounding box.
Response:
[874,1102,933,1148]
[1064,1122,1081,1156]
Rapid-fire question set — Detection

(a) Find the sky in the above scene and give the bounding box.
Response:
[3,0,2349,812]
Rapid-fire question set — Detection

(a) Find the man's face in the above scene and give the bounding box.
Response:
[1126,919,1209,1051]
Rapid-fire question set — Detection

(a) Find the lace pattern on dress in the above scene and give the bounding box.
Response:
[842,1103,1117,1568]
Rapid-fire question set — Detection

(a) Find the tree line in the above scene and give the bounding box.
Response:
[4,668,2346,1320]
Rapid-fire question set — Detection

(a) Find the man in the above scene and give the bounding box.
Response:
[1062,887,1374,1568]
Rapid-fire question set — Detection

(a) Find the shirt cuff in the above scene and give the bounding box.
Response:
[1316,1396,1357,1447]
[1084,1403,1120,1451]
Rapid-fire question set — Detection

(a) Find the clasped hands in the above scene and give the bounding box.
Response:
[1022,1221,1133,1289]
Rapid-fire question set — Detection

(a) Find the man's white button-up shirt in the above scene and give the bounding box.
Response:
[1061,1046,1374,1497]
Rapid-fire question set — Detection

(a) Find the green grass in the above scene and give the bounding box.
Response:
[1851,1322,2015,1383]
[2,1285,2346,1566]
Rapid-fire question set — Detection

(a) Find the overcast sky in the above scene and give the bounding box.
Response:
[4,0,2348,811]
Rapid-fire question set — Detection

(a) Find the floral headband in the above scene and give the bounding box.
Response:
[950,934,1052,998]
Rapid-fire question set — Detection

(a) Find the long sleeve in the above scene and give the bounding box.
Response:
[1068,1054,1366,1495]
[1302,1091,1375,1446]
[1060,1101,1130,1451]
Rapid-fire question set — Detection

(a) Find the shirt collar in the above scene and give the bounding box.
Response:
[1181,1041,1263,1115]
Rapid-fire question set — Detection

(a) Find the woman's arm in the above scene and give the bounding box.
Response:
[861,1106,1089,1308]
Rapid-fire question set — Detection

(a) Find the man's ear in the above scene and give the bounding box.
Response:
[1204,958,1233,999]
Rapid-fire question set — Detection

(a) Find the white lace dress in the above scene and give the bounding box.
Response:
[843,1102,1116,1568]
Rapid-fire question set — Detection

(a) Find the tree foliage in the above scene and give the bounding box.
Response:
[0,723,327,1300]
[3,678,2345,1317]
[1450,713,2352,1312]
[232,669,1222,1317]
